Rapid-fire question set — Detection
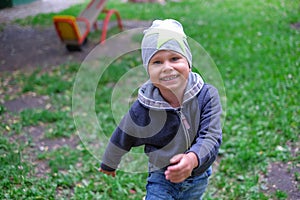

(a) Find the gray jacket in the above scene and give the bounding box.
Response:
[101,72,222,176]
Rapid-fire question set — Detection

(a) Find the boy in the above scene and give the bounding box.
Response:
[100,19,222,199]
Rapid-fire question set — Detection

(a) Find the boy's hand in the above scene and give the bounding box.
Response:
[99,168,116,177]
[165,152,198,183]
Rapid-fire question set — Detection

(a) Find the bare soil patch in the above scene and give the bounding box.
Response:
[0,24,96,72]
[3,94,50,113]
[291,22,300,30]
[0,20,151,72]
[261,141,300,199]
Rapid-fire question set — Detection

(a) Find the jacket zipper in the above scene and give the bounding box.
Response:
[177,109,191,150]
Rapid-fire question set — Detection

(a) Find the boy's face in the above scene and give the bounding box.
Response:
[148,50,190,94]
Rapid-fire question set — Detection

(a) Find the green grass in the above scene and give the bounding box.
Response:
[1,0,299,199]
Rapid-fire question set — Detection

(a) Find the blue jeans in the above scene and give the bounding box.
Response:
[146,167,212,200]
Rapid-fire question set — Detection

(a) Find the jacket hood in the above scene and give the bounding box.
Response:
[138,72,204,110]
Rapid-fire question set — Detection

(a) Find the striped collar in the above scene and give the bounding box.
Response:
[138,72,204,110]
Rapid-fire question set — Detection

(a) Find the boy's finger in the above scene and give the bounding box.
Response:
[170,154,184,164]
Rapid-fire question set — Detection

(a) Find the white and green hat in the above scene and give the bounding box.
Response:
[141,19,192,72]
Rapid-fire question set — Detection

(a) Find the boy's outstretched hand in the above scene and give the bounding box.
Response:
[99,168,116,177]
[165,152,198,183]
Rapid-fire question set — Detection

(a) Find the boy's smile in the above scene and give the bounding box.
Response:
[160,74,180,81]
[148,50,190,95]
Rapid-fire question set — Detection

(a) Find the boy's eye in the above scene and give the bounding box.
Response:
[171,57,180,61]
[152,60,162,65]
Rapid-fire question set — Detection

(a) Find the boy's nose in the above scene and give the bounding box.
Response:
[162,61,173,72]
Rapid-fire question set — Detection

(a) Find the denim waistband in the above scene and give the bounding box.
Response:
[148,163,212,178]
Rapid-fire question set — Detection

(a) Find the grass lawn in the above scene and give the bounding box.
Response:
[1,0,299,199]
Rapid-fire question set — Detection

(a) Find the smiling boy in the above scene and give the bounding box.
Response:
[100,19,222,199]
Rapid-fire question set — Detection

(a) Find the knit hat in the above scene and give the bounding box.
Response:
[141,19,192,72]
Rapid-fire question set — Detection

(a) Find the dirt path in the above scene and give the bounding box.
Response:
[0,24,96,72]
[0,20,151,72]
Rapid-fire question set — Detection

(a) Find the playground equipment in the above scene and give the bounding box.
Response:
[53,0,123,51]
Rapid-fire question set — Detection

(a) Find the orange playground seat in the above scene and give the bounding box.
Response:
[53,0,123,51]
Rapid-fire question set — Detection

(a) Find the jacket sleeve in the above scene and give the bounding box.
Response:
[187,84,223,175]
[101,101,146,171]
[100,107,141,171]
[100,135,130,171]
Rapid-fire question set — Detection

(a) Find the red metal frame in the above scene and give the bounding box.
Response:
[100,9,123,44]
